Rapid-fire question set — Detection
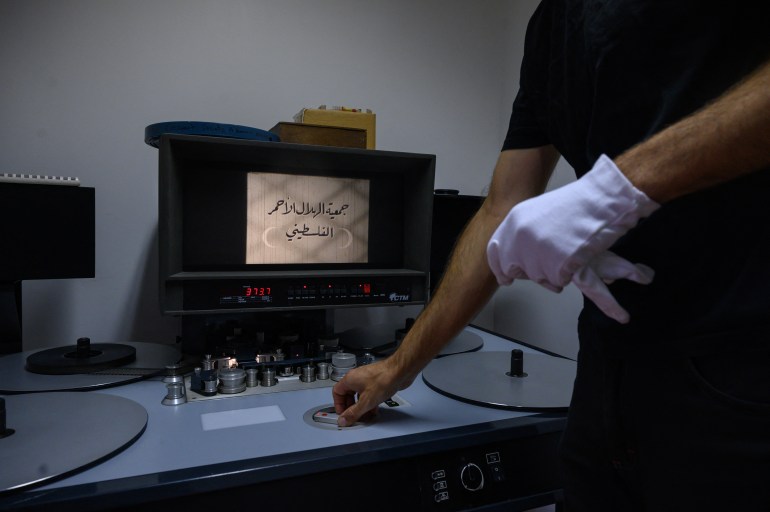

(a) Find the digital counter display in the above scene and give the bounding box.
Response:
[220,285,273,305]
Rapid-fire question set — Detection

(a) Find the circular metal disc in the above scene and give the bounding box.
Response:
[339,323,398,352]
[0,342,181,394]
[26,343,136,375]
[437,331,483,357]
[0,392,147,492]
[340,323,483,357]
[422,351,576,411]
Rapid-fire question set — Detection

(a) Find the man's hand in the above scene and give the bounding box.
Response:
[572,251,654,323]
[332,359,406,427]
[486,154,659,323]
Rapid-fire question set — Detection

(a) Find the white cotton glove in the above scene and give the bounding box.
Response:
[486,154,660,323]
[572,251,654,323]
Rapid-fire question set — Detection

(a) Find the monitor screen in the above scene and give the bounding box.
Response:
[247,173,369,265]
[158,135,435,315]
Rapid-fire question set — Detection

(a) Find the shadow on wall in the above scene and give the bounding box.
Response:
[22,280,78,350]
[123,225,180,345]
[492,281,582,360]
[334,304,425,335]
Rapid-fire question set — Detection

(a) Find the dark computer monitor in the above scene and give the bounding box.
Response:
[430,191,484,295]
[0,184,95,353]
[157,135,435,322]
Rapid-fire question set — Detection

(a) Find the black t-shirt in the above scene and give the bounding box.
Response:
[504,0,770,351]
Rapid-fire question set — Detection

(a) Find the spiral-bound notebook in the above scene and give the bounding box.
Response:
[0,173,80,186]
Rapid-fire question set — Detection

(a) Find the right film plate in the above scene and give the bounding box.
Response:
[422,351,576,411]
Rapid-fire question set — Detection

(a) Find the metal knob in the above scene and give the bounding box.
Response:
[300,364,316,383]
[246,368,259,387]
[316,362,330,380]
[76,337,91,358]
[506,349,527,378]
[331,352,356,381]
[162,381,187,406]
[0,397,14,438]
[261,367,277,387]
[460,463,485,491]
[218,367,247,394]
[202,374,218,394]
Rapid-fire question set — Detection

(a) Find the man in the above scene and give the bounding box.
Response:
[333,1,770,509]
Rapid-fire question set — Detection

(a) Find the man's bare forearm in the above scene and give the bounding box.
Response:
[618,58,770,202]
[385,204,500,385]
[386,147,560,386]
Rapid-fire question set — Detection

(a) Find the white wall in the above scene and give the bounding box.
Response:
[1,0,581,358]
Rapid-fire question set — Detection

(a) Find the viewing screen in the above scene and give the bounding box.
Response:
[159,136,435,315]
[182,165,403,271]
[246,173,370,264]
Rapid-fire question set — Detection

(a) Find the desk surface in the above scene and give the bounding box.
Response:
[0,326,571,511]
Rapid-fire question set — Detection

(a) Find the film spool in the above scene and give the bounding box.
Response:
[144,121,280,148]
[0,392,147,493]
[422,351,576,411]
[25,338,136,375]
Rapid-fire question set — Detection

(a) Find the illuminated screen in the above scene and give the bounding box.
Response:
[246,173,370,264]
[181,166,403,271]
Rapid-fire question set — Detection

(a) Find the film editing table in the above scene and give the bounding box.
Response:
[0,326,575,511]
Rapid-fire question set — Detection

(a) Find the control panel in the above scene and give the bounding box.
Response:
[416,431,562,510]
[180,275,422,312]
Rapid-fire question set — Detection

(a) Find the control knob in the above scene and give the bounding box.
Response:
[460,462,485,492]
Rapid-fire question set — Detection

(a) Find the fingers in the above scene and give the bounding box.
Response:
[332,379,364,426]
[535,279,564,293]
[331,379,356,415]
[331,366,386,427]
[338,400,373,427]
[336,390,380,427]
[572,264,632,324]
[589,251,655,284]
[571,252,656,323]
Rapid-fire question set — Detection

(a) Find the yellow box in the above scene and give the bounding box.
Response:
[293,107,376,149]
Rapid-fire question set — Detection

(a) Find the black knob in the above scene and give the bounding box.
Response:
[507,349,527,377]
[460,463,484,492]
[76,337,91,358]
[0,397,13,439]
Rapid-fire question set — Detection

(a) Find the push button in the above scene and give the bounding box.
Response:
[489,462,505,483]
[434,491,449,503]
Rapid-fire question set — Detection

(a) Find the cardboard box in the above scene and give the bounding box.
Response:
[293,107,376,149]
[269,122,367,149]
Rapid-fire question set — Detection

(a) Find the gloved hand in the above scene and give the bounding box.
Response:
[486,154,659,323]
[572,251,654,323]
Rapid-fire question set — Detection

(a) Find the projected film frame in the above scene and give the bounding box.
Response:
[247,173,370,265]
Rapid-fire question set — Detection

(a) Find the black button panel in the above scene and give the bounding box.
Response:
[417,432,562,510]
